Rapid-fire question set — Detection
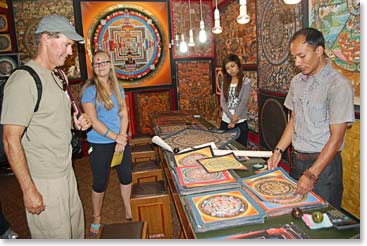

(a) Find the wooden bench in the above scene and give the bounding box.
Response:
[130,181,172,239]
[132,159,163,184]
[99,221,148,239]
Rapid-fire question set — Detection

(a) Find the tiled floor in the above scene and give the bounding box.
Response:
[0,156,181,239]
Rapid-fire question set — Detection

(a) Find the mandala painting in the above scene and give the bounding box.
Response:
[80,1,172,88]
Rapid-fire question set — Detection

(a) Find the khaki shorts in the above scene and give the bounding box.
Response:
[26,168,84,239]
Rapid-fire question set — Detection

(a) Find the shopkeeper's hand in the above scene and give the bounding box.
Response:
[295,175,314,196]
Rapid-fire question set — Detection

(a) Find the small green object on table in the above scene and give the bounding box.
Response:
[312,211,324,223]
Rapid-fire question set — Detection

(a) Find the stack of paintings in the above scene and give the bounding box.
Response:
[171,146,240,195]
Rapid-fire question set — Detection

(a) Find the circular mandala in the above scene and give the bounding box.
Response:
[0,57,17,76]
[0,35,10,51]
[89,5,163,84]
[172,134,219,148]
[253,179,295,197]
[183,167,219,182]
[200,195,247,218]
[269,193,306,204]
[261,1,296,65]
[178,153,209,167]
[23,18,42,58]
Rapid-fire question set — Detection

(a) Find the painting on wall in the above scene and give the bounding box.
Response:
[309,0,360,104]
[78,1,172,89]
[176,60,214,120]
[0,52,18,77]
[257,0,304,94]
[244,70,258,134]
[12,0,80,79]
[134,88,174,135]
[215,0,257,67]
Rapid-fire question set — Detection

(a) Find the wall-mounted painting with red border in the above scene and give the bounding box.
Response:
[134,88,175,135]
[79,1,172,89]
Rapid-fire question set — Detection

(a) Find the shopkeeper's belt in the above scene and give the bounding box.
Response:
[292,150,320,161]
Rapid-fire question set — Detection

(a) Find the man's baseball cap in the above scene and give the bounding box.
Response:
[35,14,85,44]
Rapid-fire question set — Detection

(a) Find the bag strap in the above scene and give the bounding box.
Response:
[15,65,42,112]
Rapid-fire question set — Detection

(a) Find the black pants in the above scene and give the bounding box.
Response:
[290,151,343,210]
[88,142,132,193]
[220,120,248,148]
[0,204,9,235]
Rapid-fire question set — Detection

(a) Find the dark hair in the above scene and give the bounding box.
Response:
[290,28,325,49]
[221,54,244,101]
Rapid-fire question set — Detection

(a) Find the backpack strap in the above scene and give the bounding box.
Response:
[14,65,42,112]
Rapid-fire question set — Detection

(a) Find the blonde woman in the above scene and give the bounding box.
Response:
[81,50,132,235]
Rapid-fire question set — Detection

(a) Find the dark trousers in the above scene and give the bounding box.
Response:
[0,204,9,235]
[88,142,132,193]
[220,120,248,148]
[290,151,343,210]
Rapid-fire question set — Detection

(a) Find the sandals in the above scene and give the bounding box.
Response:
[89,215,102,236]
[89,223,101,235]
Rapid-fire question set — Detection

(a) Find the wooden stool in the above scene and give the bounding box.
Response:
[130,134,152,146]
[132,160,163,184]
[130,181,172,239]
[131,144,157,163]
[99,221,148,239]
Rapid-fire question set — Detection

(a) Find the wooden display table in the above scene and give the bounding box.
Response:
[152,113,360,239]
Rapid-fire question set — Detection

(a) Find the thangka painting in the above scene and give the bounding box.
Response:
[309,0,360,102]
[172,146,239,195]
[151,110,197,127]
[175,166,238,189]
[134,89,174,135]
[240,167,326,216]
[183,188,265,232]
[257,0,303,93]
[215,0,257,66]
[244,70,258,133]
[175,60,214,119]
[212,223,309,239]
[198,153,248,173]
[174,145,214,167]
[79,1,172,88]
[162,128,240,151]
[12,0,81,79]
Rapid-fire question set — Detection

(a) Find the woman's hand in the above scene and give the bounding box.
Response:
[115,134,128,146]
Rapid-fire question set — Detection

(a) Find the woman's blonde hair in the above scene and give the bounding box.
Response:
[80,50,124,112]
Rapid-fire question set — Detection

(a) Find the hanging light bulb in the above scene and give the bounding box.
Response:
[175,34,180,47]
[179,33,188,53]
[188,0,195,46]
[198,0,207,43]
[178,0,188,53]
[237,0,250,24]
[212,0,222,34]
[283,0,301,4]
[188,29,195,46]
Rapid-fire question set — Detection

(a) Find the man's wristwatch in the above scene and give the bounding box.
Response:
[274,147,283,154]
[303,169,318,183]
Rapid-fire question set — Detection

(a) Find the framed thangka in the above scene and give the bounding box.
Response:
[309,0,360,104]
[78,1,172,88]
